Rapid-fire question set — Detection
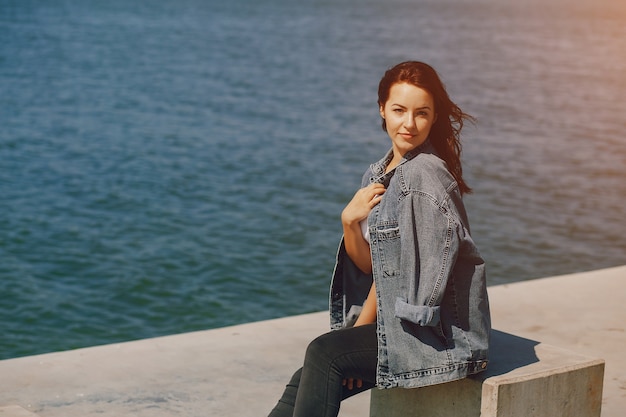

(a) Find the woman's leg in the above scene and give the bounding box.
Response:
[268,368,304,417]
[294,323,377,417]
[268,324,377,417]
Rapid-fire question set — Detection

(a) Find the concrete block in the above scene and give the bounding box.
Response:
[370,330,605,417]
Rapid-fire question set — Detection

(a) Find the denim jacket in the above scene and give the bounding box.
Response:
[329,140,491,389]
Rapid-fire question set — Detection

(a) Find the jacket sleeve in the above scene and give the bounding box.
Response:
[394,192,460,327]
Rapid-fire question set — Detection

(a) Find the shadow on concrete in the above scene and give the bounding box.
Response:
[480,329,540,378]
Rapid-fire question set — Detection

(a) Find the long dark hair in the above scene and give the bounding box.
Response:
[378,61,474,194]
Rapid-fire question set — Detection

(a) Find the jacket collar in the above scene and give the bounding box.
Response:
[370,139,433,184]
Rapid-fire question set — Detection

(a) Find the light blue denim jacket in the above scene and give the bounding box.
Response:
[330,140,491,389]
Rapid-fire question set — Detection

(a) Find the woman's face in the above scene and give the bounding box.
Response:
[379,82,437,158]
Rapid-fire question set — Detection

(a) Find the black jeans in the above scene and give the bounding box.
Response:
[268,323,378,417]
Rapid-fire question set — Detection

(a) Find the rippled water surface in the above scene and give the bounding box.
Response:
[1,0,625,359]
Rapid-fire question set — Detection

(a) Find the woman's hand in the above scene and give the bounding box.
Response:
[343,377,363,390]
[341,183,385,274]
[341,183,386,226]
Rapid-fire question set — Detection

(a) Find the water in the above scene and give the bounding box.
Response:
[1,0,625,360]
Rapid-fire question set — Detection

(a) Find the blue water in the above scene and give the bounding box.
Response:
[1,0,625,360]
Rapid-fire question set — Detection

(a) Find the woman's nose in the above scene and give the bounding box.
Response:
[404,114,416,129]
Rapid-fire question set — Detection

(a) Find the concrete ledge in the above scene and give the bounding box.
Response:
[370,330,605,417]
[0,406,41,417]
[0,311,369,417]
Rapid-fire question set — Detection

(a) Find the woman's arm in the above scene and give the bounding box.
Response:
[354,282,377,326]
[341,221,373,274]
[343,281,377,391]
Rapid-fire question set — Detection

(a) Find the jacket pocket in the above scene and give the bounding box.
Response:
[377,226,400,277]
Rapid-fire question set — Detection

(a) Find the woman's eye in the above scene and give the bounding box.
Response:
[393,108,403,114]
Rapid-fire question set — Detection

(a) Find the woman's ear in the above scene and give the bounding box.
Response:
[379,105,385,119]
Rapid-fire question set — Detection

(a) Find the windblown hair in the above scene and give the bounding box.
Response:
[378,61,474,194]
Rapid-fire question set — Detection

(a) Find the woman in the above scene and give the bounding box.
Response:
[268,61,490,417]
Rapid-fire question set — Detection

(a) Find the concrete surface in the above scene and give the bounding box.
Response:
[487,265,625,417]
[370,331,605,416]
[0,406,40,417]
[0,265,624,417]
[0,310,368,417]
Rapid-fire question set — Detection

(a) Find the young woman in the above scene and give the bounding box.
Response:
[268,61,491,417]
